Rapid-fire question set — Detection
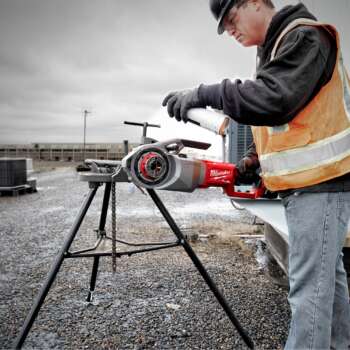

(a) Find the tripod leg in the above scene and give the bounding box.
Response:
[86,256,100,302]
[13,185,99,349]
[86,182,111,301]
[147,189,254,350]
[98,182,112,232]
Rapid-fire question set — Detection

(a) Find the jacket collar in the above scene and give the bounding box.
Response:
[257,3,317,63]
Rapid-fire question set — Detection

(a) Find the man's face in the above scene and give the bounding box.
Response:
[222,0,266,47]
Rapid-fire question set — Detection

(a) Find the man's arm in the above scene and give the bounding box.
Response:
[198,26,334,126]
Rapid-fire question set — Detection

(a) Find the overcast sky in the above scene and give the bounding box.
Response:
[0,0,349,145]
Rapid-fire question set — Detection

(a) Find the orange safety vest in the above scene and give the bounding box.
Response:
[252,19,350,192]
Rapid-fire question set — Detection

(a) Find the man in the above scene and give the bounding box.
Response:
[162,1,350,349]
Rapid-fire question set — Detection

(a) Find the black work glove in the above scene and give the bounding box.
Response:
[162,88,205,122]
[236,156,261,185]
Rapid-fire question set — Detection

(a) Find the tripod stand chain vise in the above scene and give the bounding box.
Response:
[14,121,254,349]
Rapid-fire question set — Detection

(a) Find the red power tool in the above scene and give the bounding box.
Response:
[122,138,265,199]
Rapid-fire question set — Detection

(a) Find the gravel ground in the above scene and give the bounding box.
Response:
[0,166,290,349]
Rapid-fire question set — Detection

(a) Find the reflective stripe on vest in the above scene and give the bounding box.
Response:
[260,128,350,176]
[340,53,350,121]
[252,19,350,191]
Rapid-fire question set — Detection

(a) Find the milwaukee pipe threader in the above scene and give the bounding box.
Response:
[122,138,264,199]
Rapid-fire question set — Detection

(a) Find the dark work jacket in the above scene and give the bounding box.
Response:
[198,3,350,193]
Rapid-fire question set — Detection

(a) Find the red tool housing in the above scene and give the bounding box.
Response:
[198,160,265,199]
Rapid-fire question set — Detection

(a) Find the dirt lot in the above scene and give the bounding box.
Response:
[0,164,290,349]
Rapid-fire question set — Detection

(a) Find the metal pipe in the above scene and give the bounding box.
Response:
[222,134,227,162]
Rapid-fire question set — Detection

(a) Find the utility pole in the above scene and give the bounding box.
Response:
[83,110,91,161]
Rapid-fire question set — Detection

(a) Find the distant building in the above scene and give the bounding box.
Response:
[0,142,138,161]
[228,122,253,164]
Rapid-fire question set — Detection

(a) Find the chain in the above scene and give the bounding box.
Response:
[111,180,117,273]
[110,165,122,273]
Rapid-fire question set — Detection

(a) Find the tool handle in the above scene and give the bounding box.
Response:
[124,121,161,128]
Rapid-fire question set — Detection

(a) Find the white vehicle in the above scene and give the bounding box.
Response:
[231,197,350,283]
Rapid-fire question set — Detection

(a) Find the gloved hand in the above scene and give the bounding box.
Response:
[236,156,261,185]
[162,88,205,122]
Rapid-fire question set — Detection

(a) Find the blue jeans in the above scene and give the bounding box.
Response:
[282,192,350,350]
